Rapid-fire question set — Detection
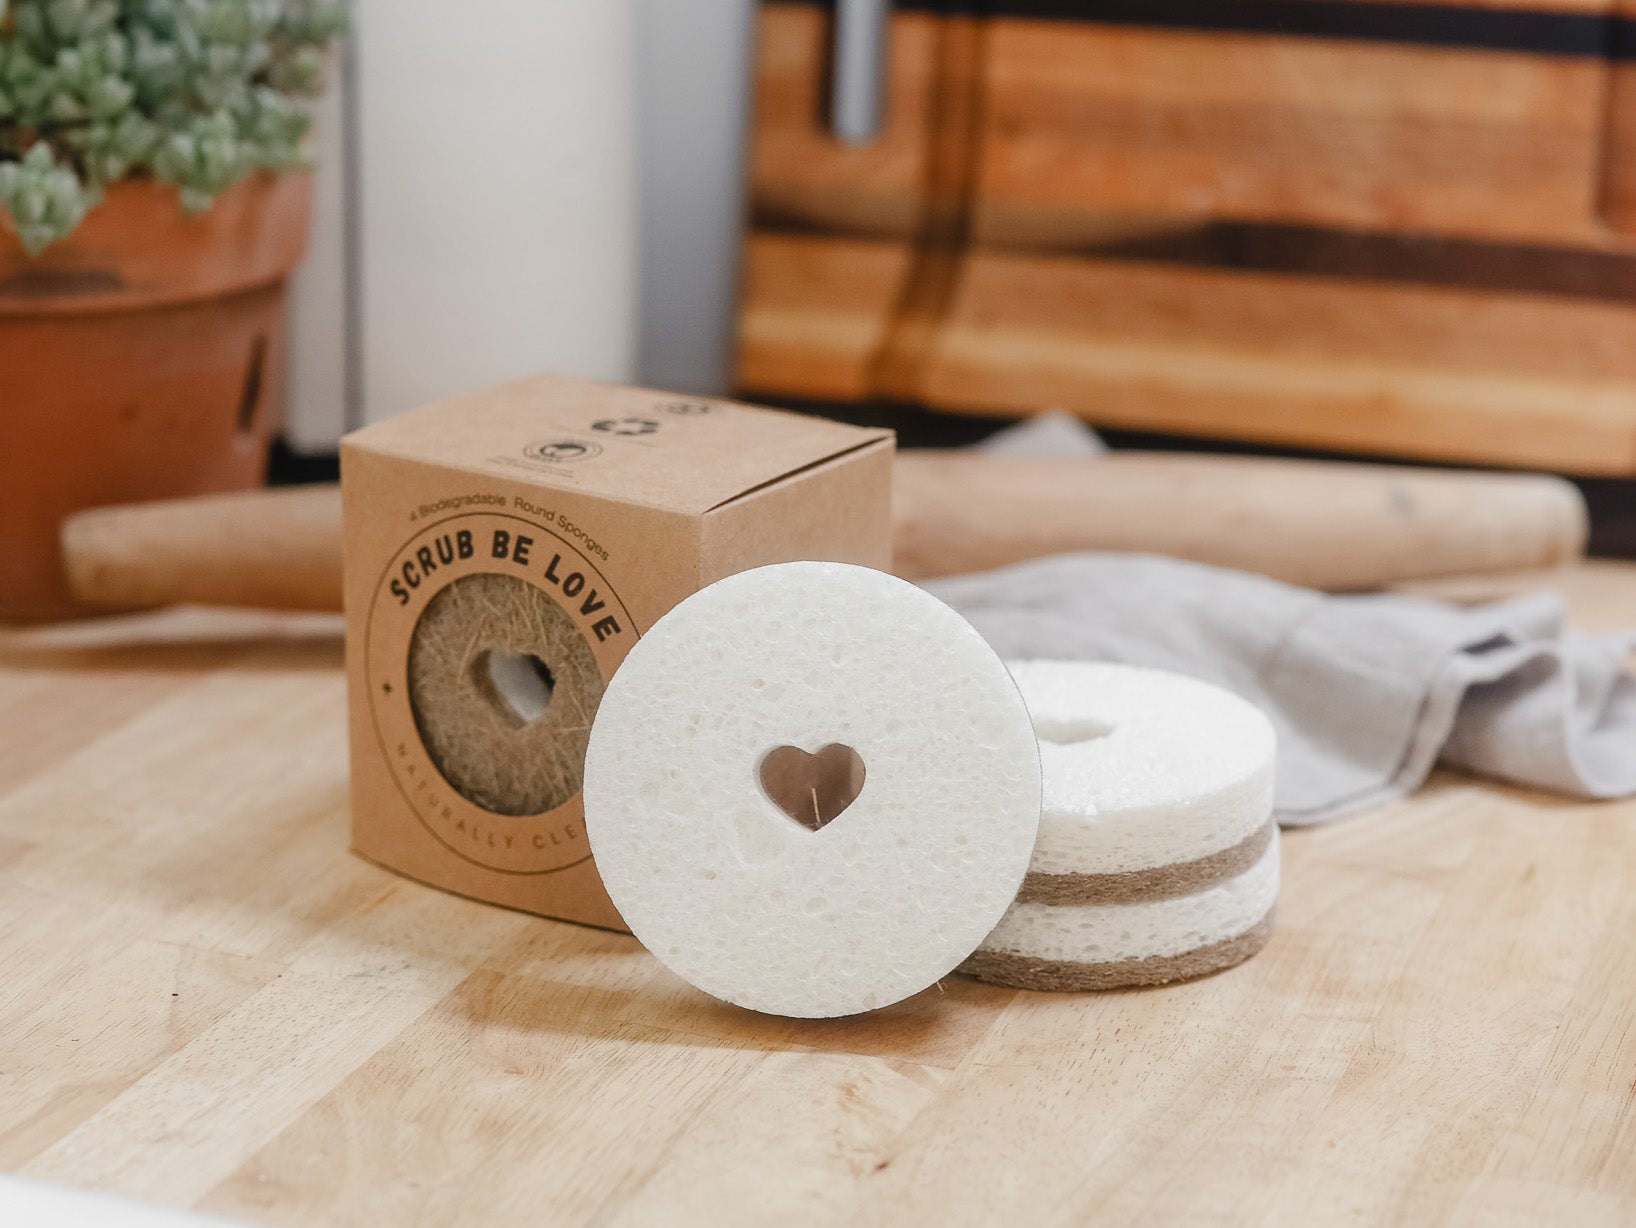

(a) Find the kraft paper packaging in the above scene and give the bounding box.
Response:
[341,374,894,929]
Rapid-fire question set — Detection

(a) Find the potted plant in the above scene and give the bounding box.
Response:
[0,0,344,622]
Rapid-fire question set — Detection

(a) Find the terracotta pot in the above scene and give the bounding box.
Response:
[0,171,312,622]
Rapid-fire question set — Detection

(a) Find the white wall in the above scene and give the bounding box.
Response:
[282,64,350,453]
[634,0,755,396]
[285,0,757,446]
[354,0,638,422]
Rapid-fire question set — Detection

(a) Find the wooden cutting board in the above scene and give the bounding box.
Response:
[740,2,1636,474]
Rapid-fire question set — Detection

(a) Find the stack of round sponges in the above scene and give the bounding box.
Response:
[962,661,1279,992]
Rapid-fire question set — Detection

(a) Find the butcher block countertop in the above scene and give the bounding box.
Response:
[2,562,1635,1226]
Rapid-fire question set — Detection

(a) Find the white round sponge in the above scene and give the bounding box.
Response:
[582,562,1042,1018]
[962,833,1280,992]
[1007,660,1276,879]
[984,832,1280,966]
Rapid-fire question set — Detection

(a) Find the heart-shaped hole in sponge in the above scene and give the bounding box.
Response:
[757,743,866,832]
[471,650,555,727]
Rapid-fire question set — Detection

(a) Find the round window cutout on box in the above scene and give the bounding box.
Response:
[407,572,606,817]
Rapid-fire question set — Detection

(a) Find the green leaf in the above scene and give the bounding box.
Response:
[87,73,132,116]
[2,0,343,250]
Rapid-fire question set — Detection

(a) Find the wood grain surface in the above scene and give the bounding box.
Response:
[751,4,942,239]
[750,3,1636,249]
[974,22,1615,248]
[1599,0,1636,232]
[741,3,1636,472]
[1,567,1634,1225]
[737,231,1636,474]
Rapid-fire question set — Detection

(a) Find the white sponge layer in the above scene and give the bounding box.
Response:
[981,831,1280,965]
[1007,660,1276,876]
[583,562,1042,1018]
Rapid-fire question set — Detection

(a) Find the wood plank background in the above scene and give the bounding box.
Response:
[1,567,1634,1223]
[740,2,1636,472]
[750,2,1636,246]
[740,232,1636,471]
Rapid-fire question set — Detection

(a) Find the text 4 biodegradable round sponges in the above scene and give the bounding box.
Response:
[583,563,1279,1017]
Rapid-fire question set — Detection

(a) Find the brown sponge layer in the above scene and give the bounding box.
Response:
[960,907,1276,992]
[1018,819,1275,906]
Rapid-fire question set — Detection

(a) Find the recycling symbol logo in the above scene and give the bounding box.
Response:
[524,438,603,464]
[591,417,661,437]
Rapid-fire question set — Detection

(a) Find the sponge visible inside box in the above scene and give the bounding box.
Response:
[340,374,894,929]
[407,571,604,817]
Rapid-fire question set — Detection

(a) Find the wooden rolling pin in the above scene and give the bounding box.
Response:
[59,452,1587,612]
[889,452,1587,586]
[62,483,345,613]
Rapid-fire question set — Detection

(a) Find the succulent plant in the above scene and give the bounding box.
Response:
[0,0,345,254]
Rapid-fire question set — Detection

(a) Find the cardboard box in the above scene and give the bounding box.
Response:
[339,373,894,929]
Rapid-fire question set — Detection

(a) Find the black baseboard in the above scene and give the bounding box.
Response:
[267,438,340,486]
